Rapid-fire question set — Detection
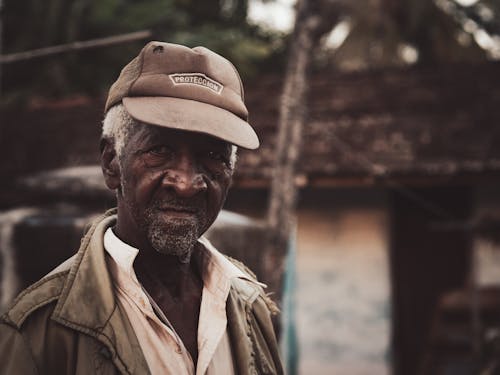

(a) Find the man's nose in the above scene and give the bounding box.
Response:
[161,154,207,197]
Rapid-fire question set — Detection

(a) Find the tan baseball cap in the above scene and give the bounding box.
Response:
[105,41,259,149]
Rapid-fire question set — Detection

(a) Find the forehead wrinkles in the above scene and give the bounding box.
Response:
[125,123,161,152]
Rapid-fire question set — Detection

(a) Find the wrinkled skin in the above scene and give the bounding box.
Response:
[101,123,233,362]
[102,123,233,260]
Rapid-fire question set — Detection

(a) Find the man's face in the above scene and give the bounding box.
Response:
[117,123,233,262]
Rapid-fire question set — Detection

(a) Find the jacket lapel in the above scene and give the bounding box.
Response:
[51,211,150,374]
[226,278,261,375]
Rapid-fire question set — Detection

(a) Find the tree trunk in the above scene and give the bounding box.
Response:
[265,0,342,299]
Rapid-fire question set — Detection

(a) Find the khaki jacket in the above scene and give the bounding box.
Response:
[0,211,283,375]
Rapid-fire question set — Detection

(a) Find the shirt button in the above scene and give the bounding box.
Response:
[99,347,112,360]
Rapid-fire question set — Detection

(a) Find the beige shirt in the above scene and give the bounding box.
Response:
[104,228,260,375]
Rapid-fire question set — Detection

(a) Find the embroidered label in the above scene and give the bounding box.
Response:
[169,73,223,94]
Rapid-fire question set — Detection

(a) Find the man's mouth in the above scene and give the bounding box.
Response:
[157,205,199,218]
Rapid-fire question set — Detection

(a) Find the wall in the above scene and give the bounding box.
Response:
[226,187,392,375]
[474,185,500,287]
[295,189,391,375]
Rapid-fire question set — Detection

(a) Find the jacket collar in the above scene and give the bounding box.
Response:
[52,210,117,328]
[50,208,266,326]
[51,209,150,374]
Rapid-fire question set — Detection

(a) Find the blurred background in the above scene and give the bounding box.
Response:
[1,0,500,374]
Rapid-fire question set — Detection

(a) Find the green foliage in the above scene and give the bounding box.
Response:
[88,0,186,35]
[320,0,493,71]
[2,0,285,103]
[170,24,282,76]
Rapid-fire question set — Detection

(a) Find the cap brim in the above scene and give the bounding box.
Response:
[122,97,259,150]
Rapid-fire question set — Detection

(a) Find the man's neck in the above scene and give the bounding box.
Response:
[133,248,202,296]
[113,203,150,251]
[133,242,204,364]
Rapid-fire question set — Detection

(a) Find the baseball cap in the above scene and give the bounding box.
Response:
[105,41,259,149]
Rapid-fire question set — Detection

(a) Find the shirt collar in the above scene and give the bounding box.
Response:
[197,236,266,288]
[103,227,266,291]
[104,227,140,283]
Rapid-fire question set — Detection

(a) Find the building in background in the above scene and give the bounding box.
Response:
[2,60,500,374]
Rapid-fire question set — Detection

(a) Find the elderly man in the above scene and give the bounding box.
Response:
[0,41,283,374]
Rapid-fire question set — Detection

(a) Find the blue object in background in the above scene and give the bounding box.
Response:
[281,225,298,375]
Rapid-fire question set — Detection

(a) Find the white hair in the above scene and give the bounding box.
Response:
[229,146,238,170]
[102,104,136,161]
[102,104,238,169]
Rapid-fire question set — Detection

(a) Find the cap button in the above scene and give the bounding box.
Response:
[153,45,164,54]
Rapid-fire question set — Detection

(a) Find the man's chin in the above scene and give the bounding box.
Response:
[146,224,199,263]
[139,208,209,260]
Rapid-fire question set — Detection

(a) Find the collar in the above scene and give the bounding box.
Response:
[197,236,266,290]
[104,228,140,284]
[103,227,265,299]
[51,209,151,374]
[53,211,117,329]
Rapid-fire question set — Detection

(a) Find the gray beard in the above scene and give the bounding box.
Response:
[143,208,201,263]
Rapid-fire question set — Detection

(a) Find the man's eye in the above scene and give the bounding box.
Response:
[148,145,170,156]
[142,145,173,167]
[206,150,228,163]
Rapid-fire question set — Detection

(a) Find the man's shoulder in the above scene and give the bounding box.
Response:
[225,255,258,281]
[225,256,279,315]
[1,263,72,329]
[1,210,115,329]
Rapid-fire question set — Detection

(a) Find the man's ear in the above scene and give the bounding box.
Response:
[100,138,121,190]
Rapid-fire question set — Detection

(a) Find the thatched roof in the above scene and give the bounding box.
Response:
[237,61,500,186]
[2,62,500,190]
